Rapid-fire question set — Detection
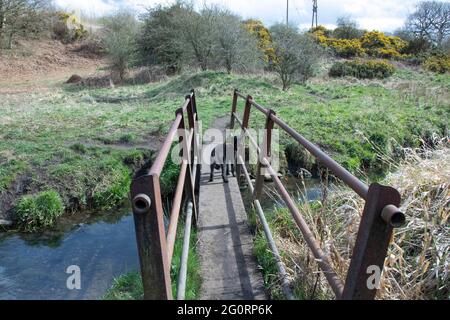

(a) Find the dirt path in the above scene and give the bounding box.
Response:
[197,117,266,300]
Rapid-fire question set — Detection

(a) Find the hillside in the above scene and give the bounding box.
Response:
[0,39,104,93]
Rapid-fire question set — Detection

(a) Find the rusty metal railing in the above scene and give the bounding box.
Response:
[130,89,200,300]
[230,89,406,300]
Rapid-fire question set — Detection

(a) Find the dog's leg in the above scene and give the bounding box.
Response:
[221,165,228,183]
[231,163,235,177]
[209,164,214,182]
[226,164,230,176]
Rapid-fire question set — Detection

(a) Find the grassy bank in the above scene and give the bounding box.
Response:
[252,145,449,300]
[1,66,448,231]
[104,222,201,300]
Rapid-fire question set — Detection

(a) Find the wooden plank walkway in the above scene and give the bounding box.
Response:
[197,162,266,300]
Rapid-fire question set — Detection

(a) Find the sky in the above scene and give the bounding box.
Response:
[53,0,450,32]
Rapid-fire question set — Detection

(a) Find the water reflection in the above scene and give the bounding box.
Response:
[0,205,139,300]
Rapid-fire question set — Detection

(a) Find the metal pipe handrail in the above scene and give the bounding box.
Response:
[262,157,344,297]
[235,103,344,296]
[167,160,188,265]
[270,115,369,199]
[131,90,199,300]
[177,201,193,300]
[231,89,405,300]
[235,93,369,199]
[149,113,183,176]
[239,155,294,299]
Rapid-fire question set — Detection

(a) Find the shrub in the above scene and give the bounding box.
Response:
[102,12,139,81]
[324,38,365,58]
[329,59,396,79]
[52,12,88,43]
[15,190,65,232]
[361,31,407,58]
[244,19,277,67]
[271,25,323,90]
[333,16,364,40]
[424,54,450,73]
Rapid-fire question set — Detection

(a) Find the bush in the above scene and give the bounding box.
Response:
[52,12,88,43]
[329,59,396,79]
[424,54,450,73]
[245,19,277,67]
[15,190,65,232]
[324,38,365,58]
[102,12,139,81]
[271,25,323,90]
[361,31,407,59]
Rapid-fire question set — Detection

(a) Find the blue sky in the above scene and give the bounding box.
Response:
[54,0,450,32]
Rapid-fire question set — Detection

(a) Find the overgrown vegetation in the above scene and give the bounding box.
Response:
[101,12,139,82]
[270,24,323,90]
[14,189,64,232]
[329,59,396,79]
[253,144,449,300]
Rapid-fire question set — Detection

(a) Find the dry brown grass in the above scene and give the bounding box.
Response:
[266,143,449,300]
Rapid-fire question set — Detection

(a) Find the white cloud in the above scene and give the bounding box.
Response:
[53,0,450,31]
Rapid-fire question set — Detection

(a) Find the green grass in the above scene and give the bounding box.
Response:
[14,190,64,232]
[1,67,448,230]
[104,221,201,300]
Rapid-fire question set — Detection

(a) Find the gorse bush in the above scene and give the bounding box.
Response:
[323,38,365,58]
[15,190,65,232]
[329,59,396,79]
[424,54,450,73]
[360,31,407,58]
[311,27,408,59]
[53,12,88,43]
[245,19,277,67]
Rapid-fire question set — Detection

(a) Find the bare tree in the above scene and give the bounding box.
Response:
[213,10,262,73]
[406,1,450,47]
[333,16,363,39]
[102,11,139,82]
[0,0,49,49]
[175,4,218,71]
[139,3,187,74]
[270,24,323,91]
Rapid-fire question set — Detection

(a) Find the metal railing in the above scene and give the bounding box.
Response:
[230,89,406,300]
[130,89,200,300]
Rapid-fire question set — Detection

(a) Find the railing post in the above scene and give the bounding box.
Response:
[230,89,238,129]
[178,106,198,227]
[342,183,402,300]
[131,174,172,300]
[236,95,252,186]
[191,89,201,197]
[253,109,276,200]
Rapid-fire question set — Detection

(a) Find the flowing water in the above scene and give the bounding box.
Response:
[0,205,139,300]
[241,176,324,214]
[0,176,321,300]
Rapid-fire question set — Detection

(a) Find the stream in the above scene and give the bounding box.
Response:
[0,176,323,300]
[0,205,139,300]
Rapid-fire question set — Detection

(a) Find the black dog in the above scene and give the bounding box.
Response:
[209,136,238,183]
